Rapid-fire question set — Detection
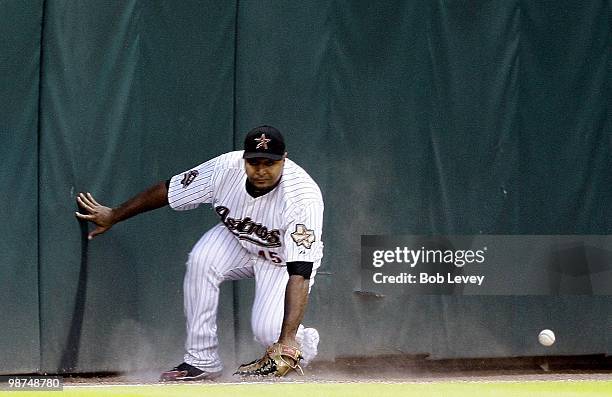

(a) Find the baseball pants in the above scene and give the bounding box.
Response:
[182,223,317,371]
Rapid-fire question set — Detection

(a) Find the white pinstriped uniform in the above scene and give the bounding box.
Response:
[167,151,324,372]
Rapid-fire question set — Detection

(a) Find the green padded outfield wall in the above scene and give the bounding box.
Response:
[0,0,43,373]
[0,0,610,374]
[37,0,236,373]
[233,0,611,361]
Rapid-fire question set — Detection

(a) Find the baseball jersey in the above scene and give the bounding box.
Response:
[166,151,324,265]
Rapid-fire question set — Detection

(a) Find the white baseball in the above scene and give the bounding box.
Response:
[538,329,555,346]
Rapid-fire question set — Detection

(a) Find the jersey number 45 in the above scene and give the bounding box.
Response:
[258,250,282,264]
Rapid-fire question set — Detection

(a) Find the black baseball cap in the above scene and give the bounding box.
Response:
[243,125,286,160]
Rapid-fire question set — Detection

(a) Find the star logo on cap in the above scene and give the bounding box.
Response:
[291,224,315,249]
[254,133,271,150]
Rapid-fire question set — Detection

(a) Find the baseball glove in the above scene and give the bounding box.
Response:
[234,343,304,377]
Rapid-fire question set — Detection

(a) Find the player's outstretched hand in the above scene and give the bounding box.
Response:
[75,192,115,240]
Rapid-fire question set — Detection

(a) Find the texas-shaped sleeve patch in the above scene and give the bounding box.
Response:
[290,224,315,249]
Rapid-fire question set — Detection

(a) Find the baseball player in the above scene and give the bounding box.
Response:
[75,126,323,380]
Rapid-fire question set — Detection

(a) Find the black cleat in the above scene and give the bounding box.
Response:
[160,362,222,382]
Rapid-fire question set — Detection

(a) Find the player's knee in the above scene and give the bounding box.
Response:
[185,250,220,285]
[186,249,214,271]
[252,323,280,347]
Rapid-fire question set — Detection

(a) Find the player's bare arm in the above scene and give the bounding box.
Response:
[234,256,316,376]
[277,274,310,347]
[75,181,169,240]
